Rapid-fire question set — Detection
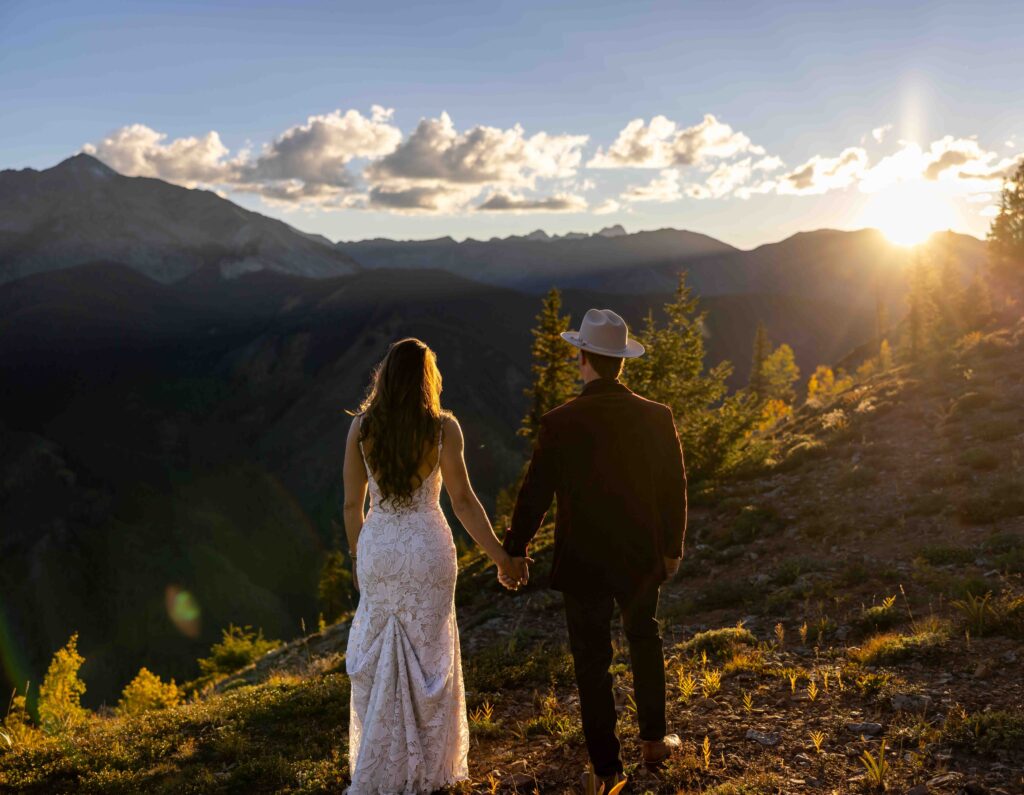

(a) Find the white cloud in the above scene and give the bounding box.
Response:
[237,108,401,189]
[367,112,587,187]
[980,204,1000,217]
[777,147,869,195]
[476,191,587,213]
[593,198,621,215]
[871,124,893,143]
[82,123,235,187]
[588,114,760,169]
[753,155,784,172]
[620,169,682,203]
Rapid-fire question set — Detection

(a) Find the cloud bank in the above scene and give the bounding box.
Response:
[82,109,1020,220]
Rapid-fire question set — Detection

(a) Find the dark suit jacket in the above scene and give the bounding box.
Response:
[503,378,687,594]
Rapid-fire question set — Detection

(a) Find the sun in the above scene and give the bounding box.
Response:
[857,179,959,246]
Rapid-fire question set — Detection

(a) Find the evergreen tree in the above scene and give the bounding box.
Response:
[761,343,800,404]
[318,550,354,623]
[519,288,579,440]
[960,273,993,330]
[748,322,770,400]
[988,160,1024,295]
[625,272,763,480]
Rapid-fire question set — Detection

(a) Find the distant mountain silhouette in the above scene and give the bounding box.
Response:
[339,226,988,305]
[0,154,360,285]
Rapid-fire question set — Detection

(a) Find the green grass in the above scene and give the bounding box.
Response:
[0,674,350,794]
[679,626,756,660]
[850,622,949,666]
[944,708,1024,754]
[464,633,574,693]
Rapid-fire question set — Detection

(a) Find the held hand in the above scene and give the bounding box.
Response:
[497,555,534,591]
[664,556,681,579]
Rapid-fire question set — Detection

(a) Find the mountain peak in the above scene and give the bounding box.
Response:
[596,224,627,238]
[50,152,118,180]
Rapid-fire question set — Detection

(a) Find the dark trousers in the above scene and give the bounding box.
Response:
[562,583,666,776]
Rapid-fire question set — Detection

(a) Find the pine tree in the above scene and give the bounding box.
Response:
[761,343,800,404]
[988,160,1024,295]
[748,322,770,400]
[625,272,763,480]
[519,288,579,440]
[906,252,938,360]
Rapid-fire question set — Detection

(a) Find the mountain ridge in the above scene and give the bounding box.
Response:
[0,154,360,285]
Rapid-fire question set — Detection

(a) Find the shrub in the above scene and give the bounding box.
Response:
[730,504,783,544]
[37,633,89,735]
[465,634,574,693]
[117,668,183,716]
[917,545,975,566]
[198,625,280,678]
[850,623,948,665]
[680,625,756,660]
[946,391,993,420]
[317,551,354,624]
[972,418,1020,441]
[958,447,1000,471]
[857,597,901,632]
[1,691,40,751]
[944,708,1024,754]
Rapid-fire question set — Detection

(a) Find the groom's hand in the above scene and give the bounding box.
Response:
[498,556,533,590]
[664,556,681,578]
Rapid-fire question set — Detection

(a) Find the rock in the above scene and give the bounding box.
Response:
[745,728,781,746]
[928,773,963,787]
[835,625,850,641]
[905,786,929,795]
[846,721,884,736]
[1001,650,1017,663]
[892,693,933,713]
[509,773,534,788]
[957,784,989,795]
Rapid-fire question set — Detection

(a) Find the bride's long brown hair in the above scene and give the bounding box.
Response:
[356,338,446,506]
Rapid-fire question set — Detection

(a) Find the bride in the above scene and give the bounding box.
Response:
[342,337,520,793]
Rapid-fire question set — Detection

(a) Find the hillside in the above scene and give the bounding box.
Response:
[3,318,1021,793]
[0,154,360,284]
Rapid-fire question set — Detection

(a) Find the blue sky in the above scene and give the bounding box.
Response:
[2,0,1022,247]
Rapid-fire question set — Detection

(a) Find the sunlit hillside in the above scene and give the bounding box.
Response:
[3,310,1022,793]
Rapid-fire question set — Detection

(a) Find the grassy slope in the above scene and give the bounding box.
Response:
[3,321,1024,794]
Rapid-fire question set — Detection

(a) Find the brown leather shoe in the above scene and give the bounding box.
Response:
[641,733,682,765]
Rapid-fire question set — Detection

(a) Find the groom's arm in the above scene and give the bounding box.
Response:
[503,418,557,556]
[660,408,688,559]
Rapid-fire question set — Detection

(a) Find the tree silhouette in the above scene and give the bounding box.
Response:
[748,322,770,400]
[988,160,1024,295]
[520,288,579,440]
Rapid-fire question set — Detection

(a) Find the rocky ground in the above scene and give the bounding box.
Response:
[2,320,1022,794]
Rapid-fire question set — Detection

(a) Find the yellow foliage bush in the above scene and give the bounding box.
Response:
[117,667,183,716]
[38,633,89,734]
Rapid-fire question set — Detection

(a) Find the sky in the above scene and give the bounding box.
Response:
[2,0,1022,248]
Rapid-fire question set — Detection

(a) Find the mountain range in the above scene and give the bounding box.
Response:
[0,154,992,705]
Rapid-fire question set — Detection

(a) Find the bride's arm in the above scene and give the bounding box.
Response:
[342,416,369,582]
[440,417,513,574]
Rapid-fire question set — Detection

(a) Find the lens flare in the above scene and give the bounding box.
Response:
[165,586,201,638]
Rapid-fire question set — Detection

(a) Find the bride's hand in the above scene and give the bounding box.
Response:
[497,554,533,590]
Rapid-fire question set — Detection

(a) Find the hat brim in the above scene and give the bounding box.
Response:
[561,331,645,358]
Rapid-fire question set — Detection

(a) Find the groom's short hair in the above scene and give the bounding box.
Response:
[582,350,624,380]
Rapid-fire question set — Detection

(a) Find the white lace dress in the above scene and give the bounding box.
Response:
[345,428,469,794]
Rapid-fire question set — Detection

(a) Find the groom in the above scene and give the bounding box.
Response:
[501,308,687,784]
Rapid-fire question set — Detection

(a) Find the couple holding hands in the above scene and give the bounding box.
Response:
[343,308,687,793]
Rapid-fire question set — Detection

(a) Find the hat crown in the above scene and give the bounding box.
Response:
[580,308,628,351]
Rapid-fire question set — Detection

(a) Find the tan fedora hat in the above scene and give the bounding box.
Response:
[561,308,645,358]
